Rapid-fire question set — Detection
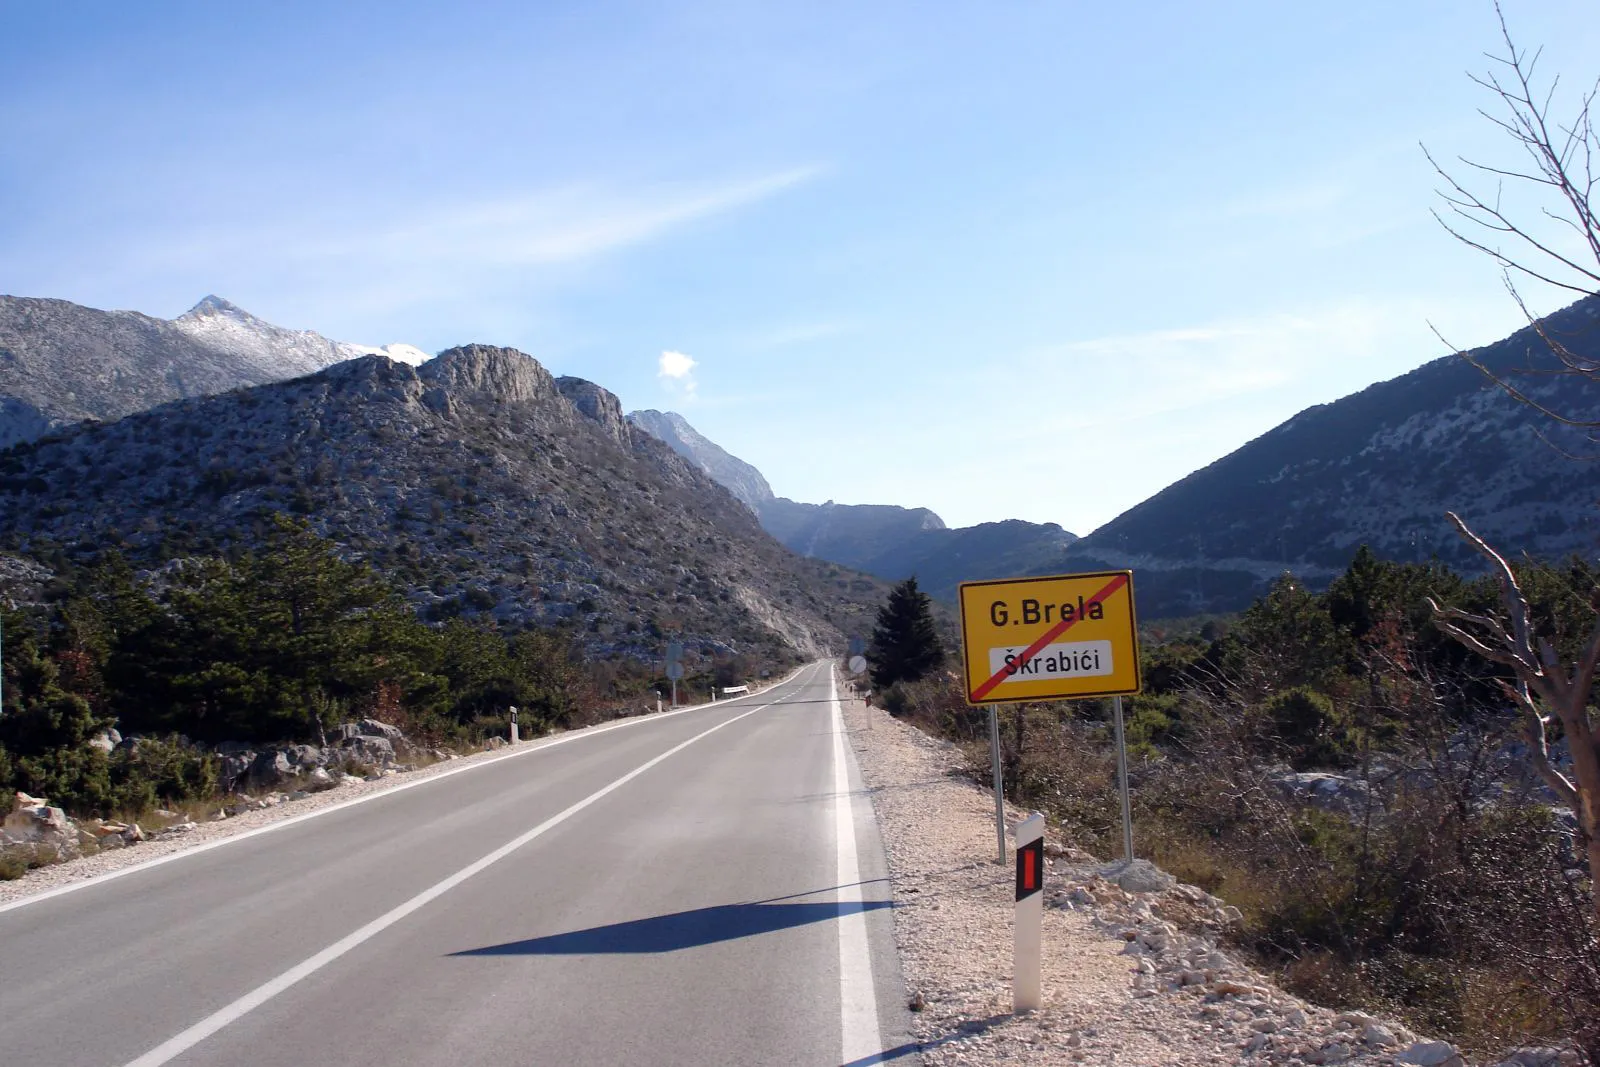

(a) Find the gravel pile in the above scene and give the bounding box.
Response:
[839,681,1578,1067]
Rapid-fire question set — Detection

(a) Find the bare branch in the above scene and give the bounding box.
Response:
[1445,512,1538,656]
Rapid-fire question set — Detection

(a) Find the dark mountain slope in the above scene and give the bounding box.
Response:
[0,345,882,660]
[862,519,1078,602]
[1063,294,1600,618]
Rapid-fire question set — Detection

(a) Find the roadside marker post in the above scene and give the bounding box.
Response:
[508,706,519,745]
[1013,812,1045,1012]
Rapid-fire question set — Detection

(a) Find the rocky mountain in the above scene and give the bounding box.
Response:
[0,344,882,661]
[0,294,427,448]
[625,408,1078,598]
[1062,293,1600,619]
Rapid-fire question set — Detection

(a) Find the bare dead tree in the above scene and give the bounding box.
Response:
[1429,512,1600,929]
[1424,2,1600,433]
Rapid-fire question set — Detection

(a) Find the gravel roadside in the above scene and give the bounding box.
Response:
[837,674,1560,1067]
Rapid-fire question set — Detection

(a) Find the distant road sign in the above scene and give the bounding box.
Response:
[848,635,866,657]
[847,655,867,675]
[666,641,684,663]
[957,570,1141,705]
[665,662,685,681]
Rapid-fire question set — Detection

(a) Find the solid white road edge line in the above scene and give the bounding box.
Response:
[118,696,780,1067]
[0,665,808,917]
[831,666,884,1064]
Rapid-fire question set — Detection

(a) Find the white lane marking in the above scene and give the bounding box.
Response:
[119,696,784,1067]
[831,667,884,1064]
[0,666,807,917]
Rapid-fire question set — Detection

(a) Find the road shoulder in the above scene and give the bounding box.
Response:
[841,685,1452,1067]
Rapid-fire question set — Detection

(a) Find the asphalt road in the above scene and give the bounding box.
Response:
[0,662,915,1067]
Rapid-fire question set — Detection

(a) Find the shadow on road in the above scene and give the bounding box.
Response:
[450,899,894,956]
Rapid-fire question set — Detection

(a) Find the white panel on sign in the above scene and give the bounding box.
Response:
[987,640,1113,682]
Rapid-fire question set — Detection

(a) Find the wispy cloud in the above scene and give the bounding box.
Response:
[346,166,826,268]
[26,165,827,318]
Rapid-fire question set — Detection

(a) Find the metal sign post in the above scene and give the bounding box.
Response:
[1013,812,1045,1012]
[988,706,1005,864]
[1111,694,1135,864]
[665,642,684,707]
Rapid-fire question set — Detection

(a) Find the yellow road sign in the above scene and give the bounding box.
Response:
[958,570,1141,704]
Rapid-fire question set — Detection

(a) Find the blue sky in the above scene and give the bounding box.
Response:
[4,1,1599,533]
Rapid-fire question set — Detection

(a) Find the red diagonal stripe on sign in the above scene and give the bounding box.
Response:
[970,572,1129,702]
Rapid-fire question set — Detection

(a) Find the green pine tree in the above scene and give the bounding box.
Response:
[867,577,943,689]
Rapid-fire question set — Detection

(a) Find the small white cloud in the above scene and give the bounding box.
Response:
[658,349,698,398]
[659,349,696,379]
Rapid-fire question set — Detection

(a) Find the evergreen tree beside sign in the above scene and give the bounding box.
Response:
[867,577,943,689]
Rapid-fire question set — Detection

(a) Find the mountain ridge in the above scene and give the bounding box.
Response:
[0,294,429,448]
[1059,293,1600,616]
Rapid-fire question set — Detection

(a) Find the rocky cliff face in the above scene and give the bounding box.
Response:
[0,345,882,660]
[559,377,633,447]
[0,294,427,449]
[1063,294,1600,618]
[626,409,774,510]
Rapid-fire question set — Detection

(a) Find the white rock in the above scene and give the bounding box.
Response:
[1398,1040,1463,1066]
[1101,858,1177,893]
[303,767,338,792]
[1362,1022,1397,1047]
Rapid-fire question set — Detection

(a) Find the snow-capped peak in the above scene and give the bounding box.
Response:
[182,294,250,319]
[344,342,433,367]
[170,296,432,374]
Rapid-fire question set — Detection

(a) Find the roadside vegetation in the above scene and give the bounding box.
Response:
[873,547,1599,1060]
[0,516,782,826]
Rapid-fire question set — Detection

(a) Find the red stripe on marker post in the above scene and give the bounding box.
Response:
[970,572,1129,702]
[1015,837,1043,900]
